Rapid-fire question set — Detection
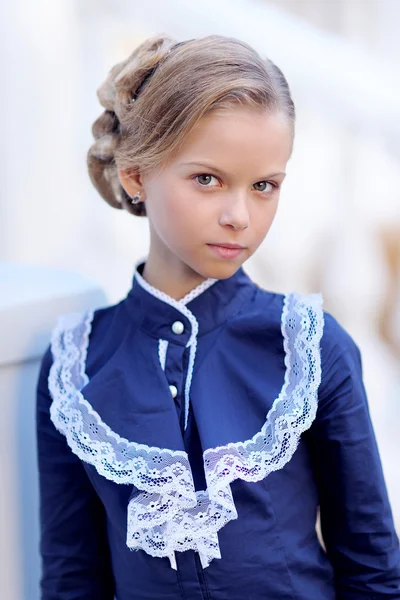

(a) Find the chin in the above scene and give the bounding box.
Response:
[195,258,245,281]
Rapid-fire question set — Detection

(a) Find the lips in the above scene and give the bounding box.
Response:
[208,243,246,250]
[207,243,247,259]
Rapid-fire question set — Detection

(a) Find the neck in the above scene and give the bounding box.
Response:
[142,251,207,301]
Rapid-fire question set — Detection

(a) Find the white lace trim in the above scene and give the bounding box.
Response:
[203,292,323,490]
[48,312,195,499]
[48,289,324,570]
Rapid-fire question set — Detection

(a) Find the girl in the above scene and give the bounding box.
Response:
[36,35,400,599]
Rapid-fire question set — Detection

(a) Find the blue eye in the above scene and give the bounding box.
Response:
[195,174,217,186]
[253,181,276,193]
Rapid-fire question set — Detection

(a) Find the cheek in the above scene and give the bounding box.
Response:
[148,185,198,241]
[251,200,279,236]
[161,183,212,229]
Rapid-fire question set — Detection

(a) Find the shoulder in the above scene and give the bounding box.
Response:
[51,301,122,343]
[242,282,357,359]
[258,292,366,418]
[317,309,364,404]
[250,282,319,315]
[37,299,135,433]
[258,286,360,363]
[321,309,361,359]
[252,284,362,383]
[253,284,325,337]
[38,299,128,389]
[320,309,362,375]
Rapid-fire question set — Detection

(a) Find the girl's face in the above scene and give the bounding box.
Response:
[124,107,293,281]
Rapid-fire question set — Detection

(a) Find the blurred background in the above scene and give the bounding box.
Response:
[1,0,399,597]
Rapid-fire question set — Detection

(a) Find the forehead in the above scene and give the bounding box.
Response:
[173,107,293,173]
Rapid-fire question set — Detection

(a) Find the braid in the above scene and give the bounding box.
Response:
[87,36,178,216]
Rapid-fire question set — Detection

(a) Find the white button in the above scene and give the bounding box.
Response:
[171,321,184,335]
[169,385,178,398]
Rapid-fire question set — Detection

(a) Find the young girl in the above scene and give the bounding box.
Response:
[36,35,400,599]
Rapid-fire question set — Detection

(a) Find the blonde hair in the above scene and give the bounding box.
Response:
[87,34,295,216]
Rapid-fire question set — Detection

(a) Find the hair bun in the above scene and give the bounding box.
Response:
[98,36,176,122]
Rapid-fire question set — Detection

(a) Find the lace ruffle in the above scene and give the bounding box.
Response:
[48,311,195,495]
[203,292,323,491]
[48,292,324,569]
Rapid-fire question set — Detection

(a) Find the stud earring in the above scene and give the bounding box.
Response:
[130,192,141,205]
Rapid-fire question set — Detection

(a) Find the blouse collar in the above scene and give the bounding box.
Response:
[124,261,256,344]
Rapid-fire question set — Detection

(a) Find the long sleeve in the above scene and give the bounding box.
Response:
[306,314,400,599]
[36,347,115,600]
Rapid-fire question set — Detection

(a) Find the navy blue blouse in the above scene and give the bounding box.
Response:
[36,264,400,599]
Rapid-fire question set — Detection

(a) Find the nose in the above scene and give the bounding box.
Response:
[218,193,249,231]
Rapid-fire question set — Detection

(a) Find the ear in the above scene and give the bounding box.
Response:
[118,168,146,202]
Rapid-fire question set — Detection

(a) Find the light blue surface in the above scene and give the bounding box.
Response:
[0,262,107,600]
[0,263,103,309]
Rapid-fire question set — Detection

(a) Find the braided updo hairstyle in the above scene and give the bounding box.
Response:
[87,34,295,217]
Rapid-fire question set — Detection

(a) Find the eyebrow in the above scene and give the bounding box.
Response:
[181,161,286,180]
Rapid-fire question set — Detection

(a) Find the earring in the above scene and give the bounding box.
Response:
[130,192,141,205]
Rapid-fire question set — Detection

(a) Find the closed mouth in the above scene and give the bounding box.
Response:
[207,243,247,249]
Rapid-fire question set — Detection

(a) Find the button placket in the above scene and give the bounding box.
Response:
[162,340,186,430]
[165,321,186,408]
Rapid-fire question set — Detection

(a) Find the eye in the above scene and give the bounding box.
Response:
[253,181,278,193]
[194,174,219,187]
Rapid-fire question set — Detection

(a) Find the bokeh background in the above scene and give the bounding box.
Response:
[1,1,399,598]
